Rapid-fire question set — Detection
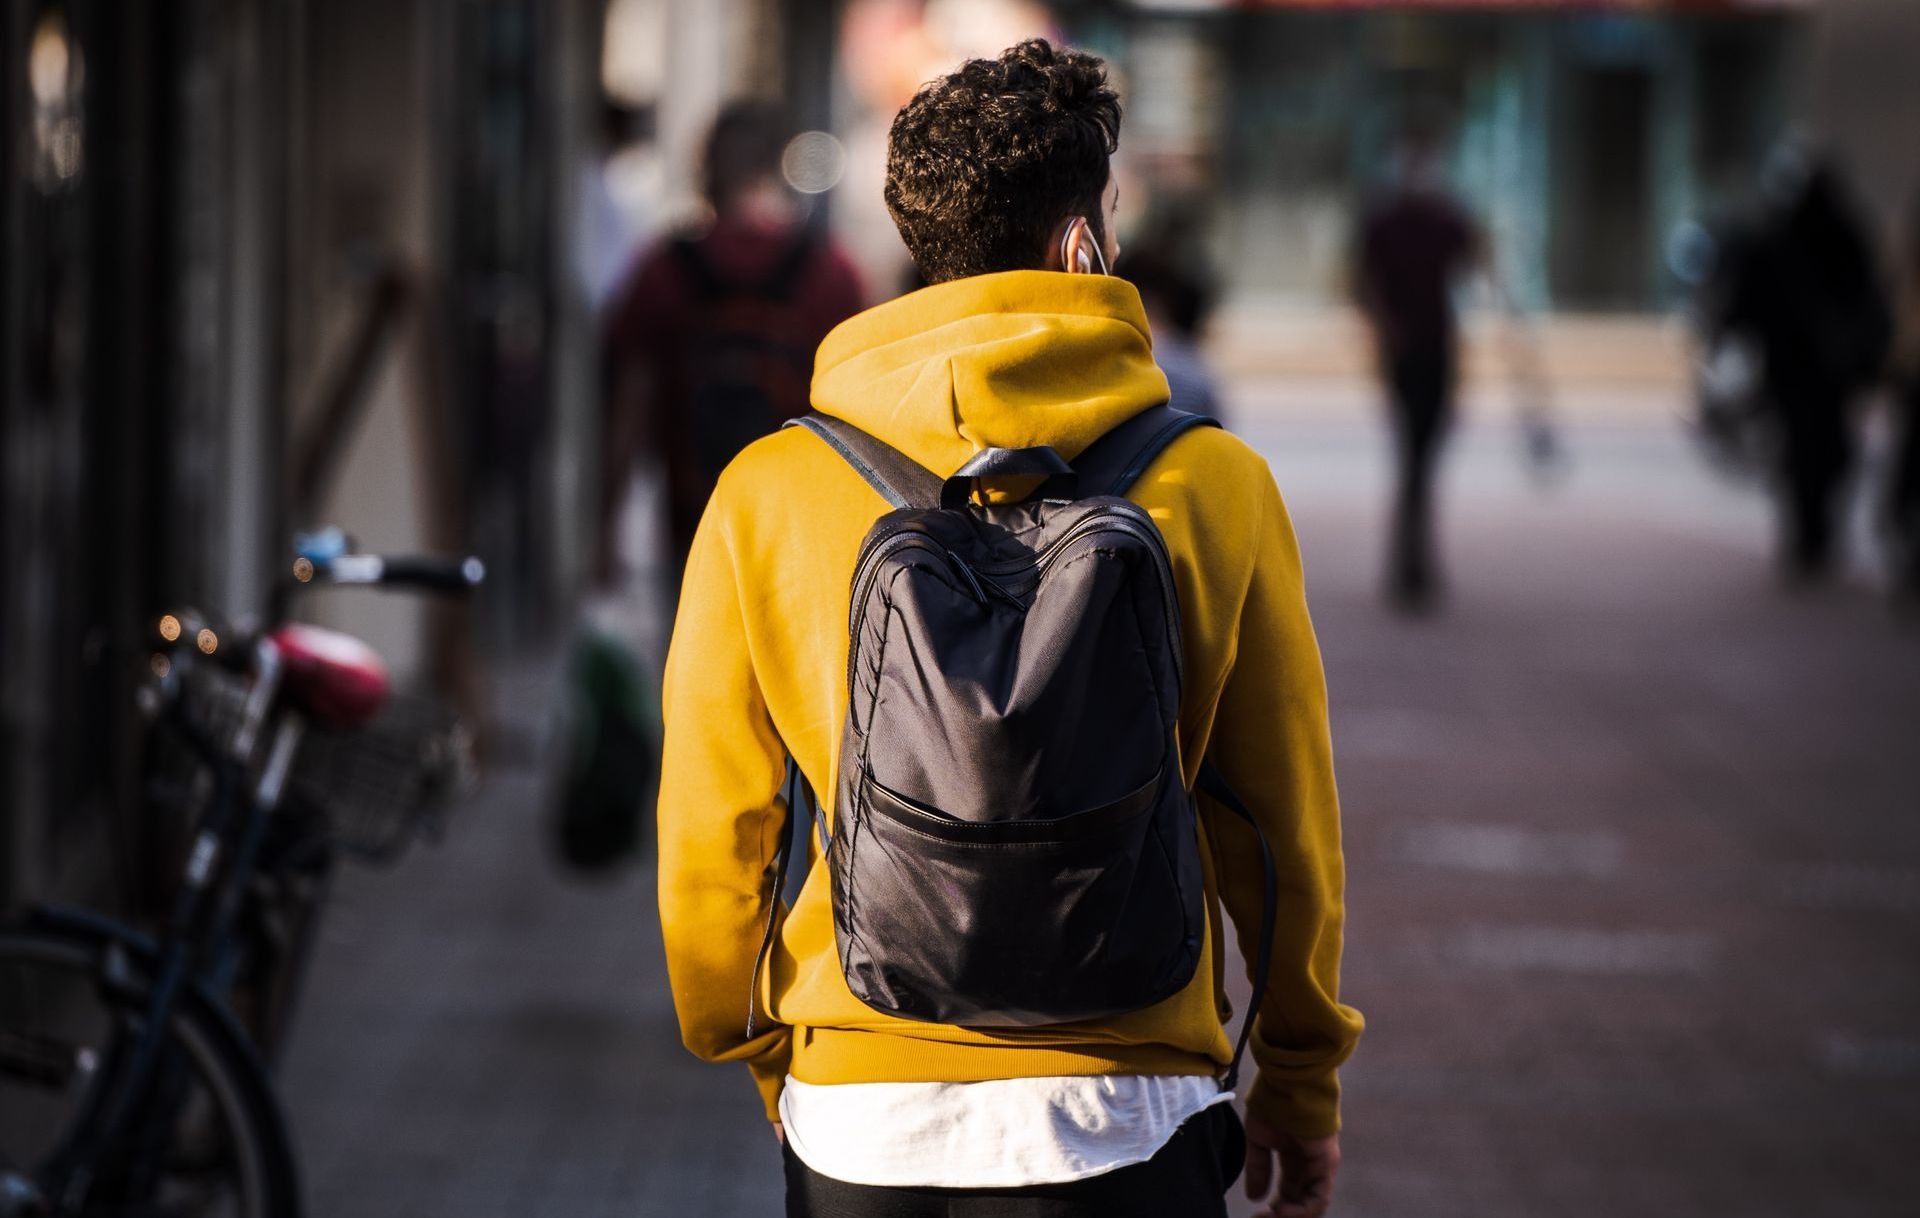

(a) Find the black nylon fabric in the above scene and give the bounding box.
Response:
[831,481,1203,1026]
[848,501,1174,816]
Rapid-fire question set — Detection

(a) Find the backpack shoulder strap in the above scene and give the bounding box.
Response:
[748,757,819,1039]
[763,226,822,303]
[788,405,1217,509]
[1071,404,1222,498]
[668,236,723,301]
[783,412,942,510]
[1196,758,1279,1094]
[671,228,819,304]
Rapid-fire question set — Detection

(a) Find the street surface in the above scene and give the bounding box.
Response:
[282,375,1920,1216]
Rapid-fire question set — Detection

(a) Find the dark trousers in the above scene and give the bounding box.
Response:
[783,1102,1246,1218]
[1773,386,1854,577]
[1384,346,1455,607]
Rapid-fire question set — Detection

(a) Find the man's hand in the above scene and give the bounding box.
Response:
[1243,1113,1340,1218]
[773,1122,785,1146]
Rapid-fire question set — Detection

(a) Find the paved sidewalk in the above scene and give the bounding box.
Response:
[277,662,779,1216]
[282,385,1920,1217]
[1236,402,1920,1217]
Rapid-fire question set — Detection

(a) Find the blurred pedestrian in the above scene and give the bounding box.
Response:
[600,101,866,581]
[1118,205,1225,422]
[1714,145,1891,582]
[573,100,659,318]
[574,97,663,624]
[1888,187,1920,609]
[1353,120,1485,614]
[656,39,1359,1218]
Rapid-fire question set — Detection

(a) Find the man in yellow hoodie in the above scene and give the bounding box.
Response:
[658,39,1361,1218]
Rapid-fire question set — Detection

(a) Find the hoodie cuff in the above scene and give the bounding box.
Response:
[1245,1069,1342,1139]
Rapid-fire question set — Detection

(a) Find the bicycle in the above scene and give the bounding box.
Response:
[0,533,484,1217]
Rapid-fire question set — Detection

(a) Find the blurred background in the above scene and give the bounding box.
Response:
[3,0,1919,1215]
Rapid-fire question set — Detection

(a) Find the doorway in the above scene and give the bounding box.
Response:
[1552,65,1654,309]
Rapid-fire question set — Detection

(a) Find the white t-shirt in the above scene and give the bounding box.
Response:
[779,1073,1231,1189]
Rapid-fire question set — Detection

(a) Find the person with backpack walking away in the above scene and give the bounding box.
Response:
[1714,145,1891,583]
[657,40,1362,1218]
[600,101,866,581]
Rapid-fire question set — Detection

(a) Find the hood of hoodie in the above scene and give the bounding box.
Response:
[810,270,1171,477]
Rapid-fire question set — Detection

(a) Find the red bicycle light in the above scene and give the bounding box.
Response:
[270,623,391,728]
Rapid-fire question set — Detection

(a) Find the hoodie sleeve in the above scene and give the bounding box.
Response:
[656,488,793,1123]
[1204,469,1364,1138]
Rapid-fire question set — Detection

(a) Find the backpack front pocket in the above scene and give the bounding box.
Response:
[830,764,1201,1026]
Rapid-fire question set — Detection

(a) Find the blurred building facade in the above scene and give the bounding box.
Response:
[865,1,1806,314]
[1807,0,1920,243]
[1165,2,1799,312]
[3,0,1908,913]
[0,0,817,911]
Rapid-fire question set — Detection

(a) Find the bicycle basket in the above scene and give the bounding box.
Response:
[146,662,261,823]
[178,662,261,754]
[285,694,476,863]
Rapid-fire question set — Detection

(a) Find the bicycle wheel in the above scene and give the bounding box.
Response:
[0,924,298,1218]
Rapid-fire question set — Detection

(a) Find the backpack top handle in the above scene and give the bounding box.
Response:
[786,403,1220,512]
[938,446,1076,510]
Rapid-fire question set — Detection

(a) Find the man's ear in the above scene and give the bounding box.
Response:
[1051,216,1100,274]
[1045,216,1076,272]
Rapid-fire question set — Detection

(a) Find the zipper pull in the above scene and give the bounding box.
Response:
[948,553,990,604]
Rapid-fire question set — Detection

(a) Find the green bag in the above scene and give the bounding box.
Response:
[552,626,656,870]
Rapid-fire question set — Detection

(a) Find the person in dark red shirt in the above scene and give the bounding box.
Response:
[601,102,866,581]
[1355,125,1483,614]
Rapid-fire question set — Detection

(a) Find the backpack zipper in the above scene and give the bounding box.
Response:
[1029,505,1185,688]
[846,531,971,704]
[845,504,1185,710]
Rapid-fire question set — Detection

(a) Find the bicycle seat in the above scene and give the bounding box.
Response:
[270,623,391,728]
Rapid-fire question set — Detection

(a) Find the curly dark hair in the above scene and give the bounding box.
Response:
[884,39,1121,284]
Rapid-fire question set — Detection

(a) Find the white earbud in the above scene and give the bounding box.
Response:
[1060,218,1109,276]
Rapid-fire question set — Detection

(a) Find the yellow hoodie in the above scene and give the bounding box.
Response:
[657,270,1362,1138]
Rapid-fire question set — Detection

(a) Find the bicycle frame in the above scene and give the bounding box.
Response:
[13,908,304,1216]
[33,636,305,1211]
[7,540,479,1215]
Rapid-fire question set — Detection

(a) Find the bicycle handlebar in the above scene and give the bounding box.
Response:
[299,553,485,594]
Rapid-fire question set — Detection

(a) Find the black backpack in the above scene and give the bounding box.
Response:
[669,230,820,484]
[758,405,1278,1089]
